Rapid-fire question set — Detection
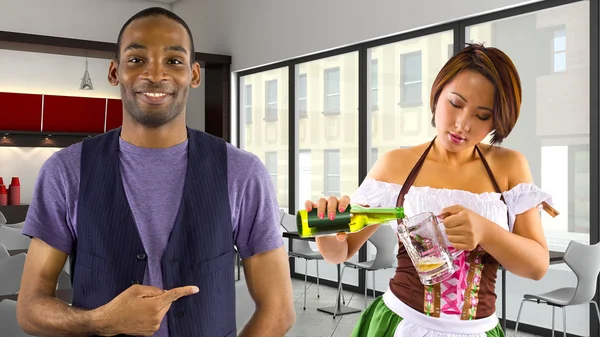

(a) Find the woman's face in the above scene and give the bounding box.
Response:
[434,70,495,152]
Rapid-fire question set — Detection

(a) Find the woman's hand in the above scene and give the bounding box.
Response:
[304,196,351,242]
[439,205,493,251]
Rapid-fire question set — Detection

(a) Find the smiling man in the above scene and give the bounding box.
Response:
[16,7,295,337]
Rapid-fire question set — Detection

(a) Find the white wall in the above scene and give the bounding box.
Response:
[0,0,171,42]
[174,0,544,72]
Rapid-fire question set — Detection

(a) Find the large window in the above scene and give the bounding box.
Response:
[239,67,289,211]
[366,28,454,299]
[468,2,590,335]
[294,51,359,286]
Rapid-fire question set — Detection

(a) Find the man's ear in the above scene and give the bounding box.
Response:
[190,62,201,89]
[108,59,119,86]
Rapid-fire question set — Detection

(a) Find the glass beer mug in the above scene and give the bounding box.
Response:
[397,212,463,285]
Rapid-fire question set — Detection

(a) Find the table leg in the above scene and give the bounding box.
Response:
[317,264,362,317]
[502,269,507,332]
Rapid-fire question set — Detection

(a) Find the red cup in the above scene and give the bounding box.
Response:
[8,177,20,205]
[0,184,6,206]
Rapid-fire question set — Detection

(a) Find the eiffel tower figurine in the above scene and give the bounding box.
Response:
[79,57,94,90]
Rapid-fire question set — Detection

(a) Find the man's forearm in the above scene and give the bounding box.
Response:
[18,295,101,337]
[238,306,295,337]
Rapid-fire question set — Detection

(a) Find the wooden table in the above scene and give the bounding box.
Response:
[282,231,362,317]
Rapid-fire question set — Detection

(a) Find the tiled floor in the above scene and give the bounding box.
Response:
[237,272,540,337]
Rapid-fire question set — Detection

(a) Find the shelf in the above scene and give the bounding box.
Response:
[0,204,29,224]
[0,130,99,148]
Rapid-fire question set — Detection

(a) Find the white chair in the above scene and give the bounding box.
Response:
[0,226,31,251]
[280,209,324,310]
[3,222,25,229]
[515,241,600,337]
[0,300,33,336]
[0,253,27,296]
[337,224,397,308]
[0,243,9,259]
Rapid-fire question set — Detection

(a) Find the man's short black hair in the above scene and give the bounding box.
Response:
[116,7,196,65]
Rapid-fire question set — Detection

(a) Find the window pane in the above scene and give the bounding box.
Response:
[401,51,422,83]
[325,67,340,94]
[467,2,589,335]
[239,67,289,213]
[554,51,566,72]
[295,52,359,286]
[402,82,422,105]
[298,74,307,98]
[554,29,566,51]
[325,94,340,112]
[371,59,379,107]
[367,30,453,294]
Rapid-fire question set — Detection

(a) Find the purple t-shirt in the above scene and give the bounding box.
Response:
[22,136,283,337]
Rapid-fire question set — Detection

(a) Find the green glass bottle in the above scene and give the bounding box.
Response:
[296,204,405,238]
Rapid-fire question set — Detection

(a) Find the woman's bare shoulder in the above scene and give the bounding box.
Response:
[367,144,428,185]
[479,143,533,188]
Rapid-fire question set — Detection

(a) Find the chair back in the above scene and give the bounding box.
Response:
[0,226,31,251]
[280,210,316,255]
[0,300,33,336]
[0,211,6,225]
[367,224,397,270]
[0,253,26,296]
[0,243,9,259]
[564,240,600,305]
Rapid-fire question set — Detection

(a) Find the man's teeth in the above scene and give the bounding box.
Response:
[144,93,168,97]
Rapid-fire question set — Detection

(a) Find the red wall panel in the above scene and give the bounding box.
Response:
[106,99,123,131]
[42,95,106,133]
[0,92,42,131]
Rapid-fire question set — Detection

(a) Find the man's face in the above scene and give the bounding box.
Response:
[109,16,200,128]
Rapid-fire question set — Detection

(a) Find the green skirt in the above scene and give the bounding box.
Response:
[350,296,505,337]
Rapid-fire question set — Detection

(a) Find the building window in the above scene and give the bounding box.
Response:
[244,84,252,125]
[265,80,278,122]
[324,149,340,196]
[324,67,340,114]
[298,74,307,119]
[370,147,379,169]
[400,51,423,107]
[553,28,566,73]
[371,59,379,110]
[265,151,278,192]
[448,43,454,59]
